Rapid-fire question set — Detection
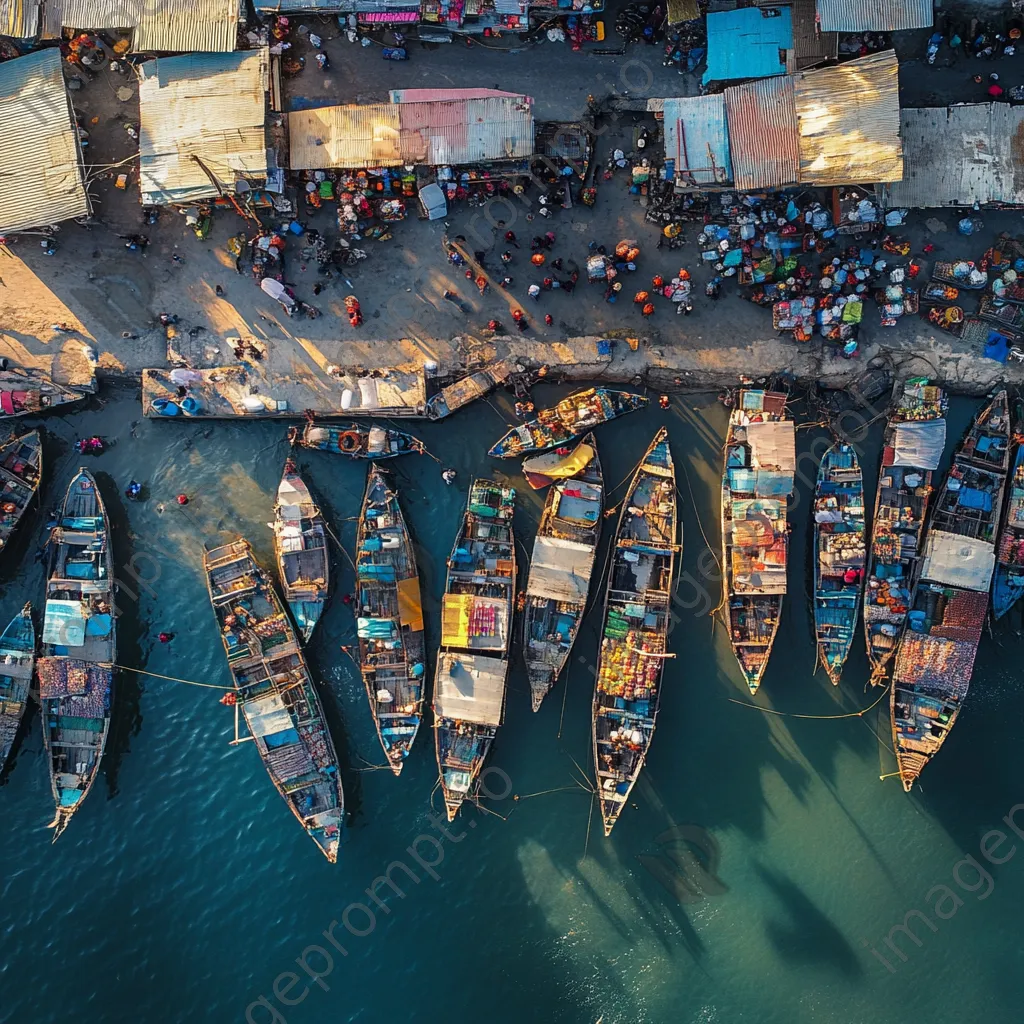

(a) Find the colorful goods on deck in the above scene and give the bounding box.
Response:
[488,388,647,458]
[272,460,328,642]
[434,480,516,820]
[524,434,603,712]
[891,391,1010,792]
[813,441,866,685]
[593,427,676,836]
[38,469,115,841]
[355,466,426,774]
[0,430,42,553]
[205,539,344,861]
[721,390,795,693]
[864,380,948,684]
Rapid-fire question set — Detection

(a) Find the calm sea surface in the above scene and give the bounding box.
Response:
[1,384,1022,1024]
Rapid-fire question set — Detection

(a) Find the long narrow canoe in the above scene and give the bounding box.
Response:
[272,459,329,642]
[0,430,42,554]
[864,381,947,684]
[524,434,603,711]
[434,480,516,820]
[205,539,344,861]
[292,421,425,459]
[488,388,647,458]
[813,440,866,685]
[593,428,677,836]
[721,390,795,694]
[355,466,426,773]
[991,440,1024,619]
[38,469,115,841]
[0,604,35,773]
[892,391,1010,791]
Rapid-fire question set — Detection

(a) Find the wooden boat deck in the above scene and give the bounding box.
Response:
[592,428,677,836]
[0,430,42,550]
[992,444,1024,618]
[204,538,344,861]
[524,434,603,712]
[0,604,35,770]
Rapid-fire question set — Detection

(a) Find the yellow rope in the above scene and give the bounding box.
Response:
[727,683,891,720]
[114,664,225,690]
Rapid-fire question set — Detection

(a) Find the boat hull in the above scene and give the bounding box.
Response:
[0,604,35,772]
[355,466,426,773]
[38,469,115,841]
[205,539,344,860]
[297,422,424,460]
[992,442,1024,620]
[592,428,676,836]
[0,430,42,554]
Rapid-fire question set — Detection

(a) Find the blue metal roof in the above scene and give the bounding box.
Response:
[661,95,732,186]
[703,7,793,85]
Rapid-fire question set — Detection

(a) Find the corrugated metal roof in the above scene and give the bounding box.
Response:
[133,0,239,52]
[724,76,800,191]
[390,88,531,103]
[1,0,40,36]
[0,49,89,233]
[666,0,698,23]
[795,49,903,186]
[662,95,732,185]
[399,97,534,165]
[791,0,837,70]
[816,0,933,33]
[289,104,403,169]
[55,0,143,28]
[253,0,350,10]
[703,7,793,85]
[886,105,1024,208]
[289,97,534,169]
[138,49,268,205]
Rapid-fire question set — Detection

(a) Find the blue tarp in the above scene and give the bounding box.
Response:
[703,7,792,85]
[86,613,112,637]
[265,727,300,749]
[958,488,993,512]
[983,331,1009,363]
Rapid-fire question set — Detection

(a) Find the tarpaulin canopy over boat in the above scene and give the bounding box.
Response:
[441,593,509,649]
[920,530,996,590]
[526,535,595,603]
[434,651,506,726]
[746,421,796,473]
[892,420,946,470]
[522,442,596,489]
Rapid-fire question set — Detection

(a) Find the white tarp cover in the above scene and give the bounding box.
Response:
[244,694,293,737]
[747,421,796,473]
[435,651,506,726]
[42,599,86,647]
[921,530,996,591]
[526,535,595,603]
[892,419,947,470]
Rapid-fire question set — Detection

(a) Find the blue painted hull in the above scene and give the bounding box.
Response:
[992,443,1024,619]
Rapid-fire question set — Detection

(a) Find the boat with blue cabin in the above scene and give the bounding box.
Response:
[891,391,1009,791]
[593,428,677,836]
[355,466,426,774]
[0,604,34,773]
[434,480,516,820]
[813,440,866,685]
[272,460,329,643]
[721,390,796,694]
[204,539,344,861]
[38,469,115,841]
[523,434,603,712]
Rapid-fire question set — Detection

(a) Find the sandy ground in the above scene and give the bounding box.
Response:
[2,9,1024,398]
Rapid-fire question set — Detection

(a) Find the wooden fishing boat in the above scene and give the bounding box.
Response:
[205,539,344,861]
[488,388,647,458]
[891,391,1010,791]
[521,437,599,490]
[272,459,328,642]
[37,469,115,841]
[593,427,677,836]
[991,437,1024,619]
[0,430,42,554]
[524,434,603,712]
[0,604,35,773]
[434,480,516,820]
[355,466,426,774]
[291,421,425,459]
[721,390,796,694]
[0,368,83,419]
[813,441,867,685]
[864,381,947,683]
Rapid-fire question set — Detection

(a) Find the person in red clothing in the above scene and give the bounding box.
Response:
[989,83,1005,98]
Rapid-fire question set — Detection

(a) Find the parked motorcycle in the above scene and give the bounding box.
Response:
[381,47,408,61]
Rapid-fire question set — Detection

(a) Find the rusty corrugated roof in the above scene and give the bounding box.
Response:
[795,49,903,186]
[791,0,837,70]
[133,0,239,53]
[724,77,800,191]
[816,0,932,33]
[1,0,40,36]
[289,104,403,170]
[0,49,89,234]
[390,88,532,104]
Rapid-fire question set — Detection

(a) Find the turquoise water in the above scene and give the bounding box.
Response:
[1,385,1023,1024]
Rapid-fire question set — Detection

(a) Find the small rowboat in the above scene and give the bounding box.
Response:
[292,421,424,459]
[0,604,34,773]
[0,430,42,554]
